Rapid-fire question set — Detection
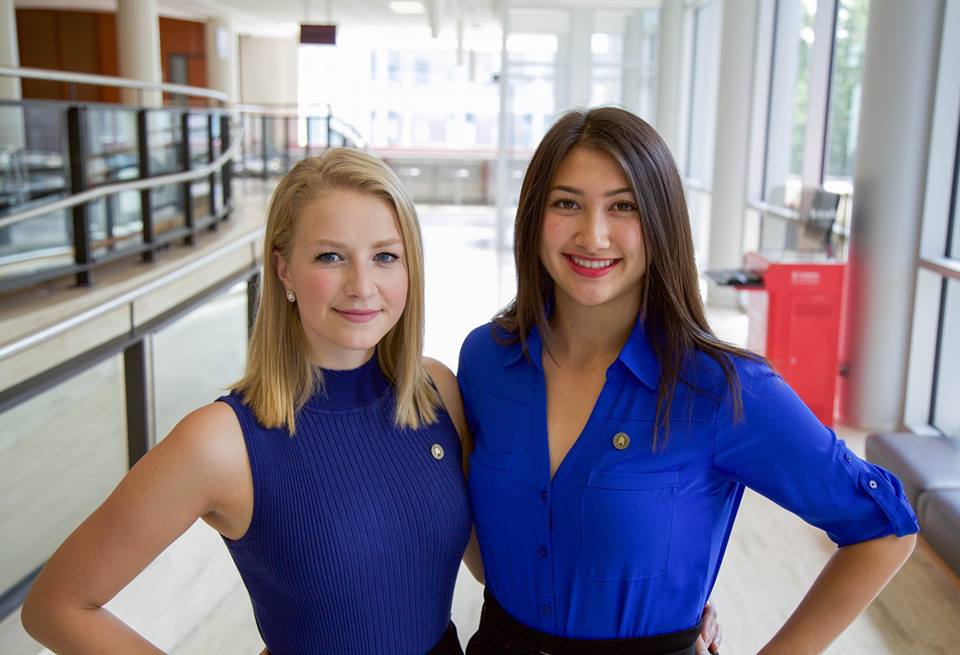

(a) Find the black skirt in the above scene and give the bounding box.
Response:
[427,622,465,655]
[466,590,700,655]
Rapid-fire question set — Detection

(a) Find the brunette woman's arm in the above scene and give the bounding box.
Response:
[758,533,916,654]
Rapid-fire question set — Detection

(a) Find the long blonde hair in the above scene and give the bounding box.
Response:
[235,148,440,434]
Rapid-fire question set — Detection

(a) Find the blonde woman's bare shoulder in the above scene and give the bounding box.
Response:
[157,401,253,538]
[423,357,470,444]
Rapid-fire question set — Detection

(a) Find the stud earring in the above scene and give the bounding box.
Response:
[285,289,296,303]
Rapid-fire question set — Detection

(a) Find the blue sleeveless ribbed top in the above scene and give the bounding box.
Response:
[217,356,471,655]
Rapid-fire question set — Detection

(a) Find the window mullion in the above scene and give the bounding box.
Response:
[801,0,838,188]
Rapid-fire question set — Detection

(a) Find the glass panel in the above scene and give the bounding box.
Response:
[952,134,960,259]
[191,178,211,220]
[789,1,816,177]
[685,2,721,184]
[590,10,659,119]
[507,62,556,150]
[147,111,184,175]
[210,114,223,158]
[86,108,139,186]
[115,189,145,243]
[763,0,818,201]
[0,208,72,281]
[153,283,249,440]
[0,355,128,593]
[823,0,869,195]
[187,113,210,167]
[0,103,69,219]
[241,113,263,175]
[933,278,960,436]
[212,171,224,215]
[152,183,185,236]
[90,191,144,256]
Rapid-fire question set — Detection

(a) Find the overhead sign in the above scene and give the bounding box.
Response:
[300,24,337,45]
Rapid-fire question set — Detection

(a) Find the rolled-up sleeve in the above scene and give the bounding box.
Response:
[712,362,920,546]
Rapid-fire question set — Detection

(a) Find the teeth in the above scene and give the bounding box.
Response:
[571,256,615,269]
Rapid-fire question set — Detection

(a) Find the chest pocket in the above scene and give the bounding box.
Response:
[579,470,679,581]
[468,445,514,559]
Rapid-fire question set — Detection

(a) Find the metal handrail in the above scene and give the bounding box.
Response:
[745,199,801,221]
[0,134,243,231]
[0,225,263,362]
[0,66,229,104]
[919,255,960,281]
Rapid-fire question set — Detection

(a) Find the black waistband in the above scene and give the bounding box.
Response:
[466,589,700,655]
[426,622,464,655]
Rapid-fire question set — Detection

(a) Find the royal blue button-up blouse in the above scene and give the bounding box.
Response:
[457,319,919,639]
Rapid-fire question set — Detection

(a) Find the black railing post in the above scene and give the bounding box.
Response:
[283,116,291,171]
[247,270,260,338]
[124,338,153,467]
[221,114,232,211]
[66,106,92,286]
[137,109,155,263]
[326,114,332,148]
[239,113,247,176]
[261,114,269,180]
[180,111,194,245]
[207,112,216,218]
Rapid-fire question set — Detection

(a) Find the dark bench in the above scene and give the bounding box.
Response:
[865,433,960,577]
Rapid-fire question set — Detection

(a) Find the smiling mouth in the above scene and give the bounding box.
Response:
[563,254,620,277]
[334,309,381,323]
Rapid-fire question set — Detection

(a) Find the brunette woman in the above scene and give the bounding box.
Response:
[458,107,918,655]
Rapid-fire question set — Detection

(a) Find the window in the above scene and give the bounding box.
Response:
[905,0,960,435]
[684,1,721,185]
[823,0,870,193]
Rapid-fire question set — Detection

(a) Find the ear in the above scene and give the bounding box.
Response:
[273,249,292,290]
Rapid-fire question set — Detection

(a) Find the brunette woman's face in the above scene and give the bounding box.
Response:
[274,190,408,369]
[539,146,647,316]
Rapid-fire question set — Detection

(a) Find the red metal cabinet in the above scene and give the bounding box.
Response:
[742,252,847,426]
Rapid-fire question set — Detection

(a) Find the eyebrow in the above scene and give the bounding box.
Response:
[309,238,403,249]
[550,185,635,197]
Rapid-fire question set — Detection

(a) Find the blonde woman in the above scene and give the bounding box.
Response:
[22,149,480,655]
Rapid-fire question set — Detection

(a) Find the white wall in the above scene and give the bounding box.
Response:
[239,36,298,105]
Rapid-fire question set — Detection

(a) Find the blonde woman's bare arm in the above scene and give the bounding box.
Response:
[21,402,252,655]
[424,357,484,583]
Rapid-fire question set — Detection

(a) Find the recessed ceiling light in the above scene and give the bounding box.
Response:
[390,1,425,14]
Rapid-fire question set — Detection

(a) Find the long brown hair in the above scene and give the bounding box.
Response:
[495,107,760,447]
[235,148,439,434]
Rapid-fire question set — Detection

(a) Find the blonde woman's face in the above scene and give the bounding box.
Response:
[274,190,408,369]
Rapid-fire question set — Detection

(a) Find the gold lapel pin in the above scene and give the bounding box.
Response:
[612,432,630,450]
[431,443,445,460]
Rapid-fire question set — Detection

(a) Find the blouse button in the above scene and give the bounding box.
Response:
[868,479,878,490]
[613,432,630,450]
[540,489,549,502]
[431,444,445,460]
[540,604,552,616]
[538,545,548,557]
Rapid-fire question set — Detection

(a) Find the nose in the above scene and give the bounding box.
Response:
[345,261,376,299]
[575,208,611,253]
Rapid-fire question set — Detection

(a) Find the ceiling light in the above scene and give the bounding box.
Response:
[390,1,425,14]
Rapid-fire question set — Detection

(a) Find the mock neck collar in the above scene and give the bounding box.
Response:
[306,354,391,412]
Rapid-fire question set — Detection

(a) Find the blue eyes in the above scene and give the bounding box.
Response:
[314,252,400,264]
